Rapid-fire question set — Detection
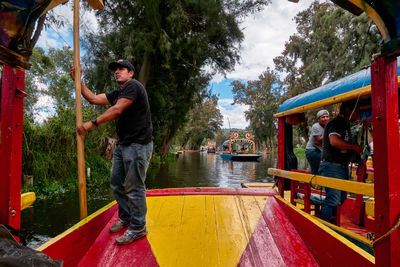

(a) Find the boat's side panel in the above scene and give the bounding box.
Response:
[38,201,117,267]
[220,154,233,160]
[238,196,318,266]
[275,196,375,266]
[147,187,276,196]
[79,210,158,267]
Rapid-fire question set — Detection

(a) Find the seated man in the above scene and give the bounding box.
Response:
[319,100,362,223]
[305,110,329,175]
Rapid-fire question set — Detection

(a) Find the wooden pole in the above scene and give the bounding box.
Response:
[73,0,87,219]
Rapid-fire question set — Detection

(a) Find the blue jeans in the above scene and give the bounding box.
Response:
[318,161,349,222]
[305,149,321,175]
[110,142,153,230]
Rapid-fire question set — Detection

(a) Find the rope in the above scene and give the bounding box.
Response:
[309,174,317,185]
[371,215,400,248]
[349,66,369,120]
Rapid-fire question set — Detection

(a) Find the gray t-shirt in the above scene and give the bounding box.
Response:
[306,122,324,151]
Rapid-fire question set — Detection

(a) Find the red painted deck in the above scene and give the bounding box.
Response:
[79,211,158,266]
[238,197,318,266]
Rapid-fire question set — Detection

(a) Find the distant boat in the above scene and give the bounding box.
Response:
[220,138,261,161]
[220,152,262,161]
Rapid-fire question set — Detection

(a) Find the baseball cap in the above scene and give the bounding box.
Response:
[108,59,135,72]
[317,109,329,118]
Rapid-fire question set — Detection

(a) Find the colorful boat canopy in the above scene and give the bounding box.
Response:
[0,0,102,68]
[276,61,400,117]
[229,130,255,140]
[0,0,53,48]
[331,0,400,56]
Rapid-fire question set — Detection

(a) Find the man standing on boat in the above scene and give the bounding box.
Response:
[70,59,153,245]
[305,110,329,175]
[319,100,362,223]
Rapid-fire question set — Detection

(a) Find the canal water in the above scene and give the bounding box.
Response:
[21,152,307,248]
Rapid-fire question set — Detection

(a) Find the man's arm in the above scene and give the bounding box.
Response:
[80,83,110,105]
[77,98,133,135]
[329,134,363,154]
[69,64,110,105]
[314,135,323,146]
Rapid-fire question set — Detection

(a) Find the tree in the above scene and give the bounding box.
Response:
[174,93,223,150]
[27,47,76,115]
[273,1,381,140]
[214,130,229,148]
[232,68,281,150]
[82,0,271,157]
[22,47,114,193]
[274,1,380,98]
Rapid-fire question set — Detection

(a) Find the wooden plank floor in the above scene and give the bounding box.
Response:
[79,195,269,266]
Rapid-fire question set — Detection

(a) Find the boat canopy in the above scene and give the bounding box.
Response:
[274,62,400,118]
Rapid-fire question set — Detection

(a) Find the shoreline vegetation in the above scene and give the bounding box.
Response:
[21,151,178,199]
[294,147,306,161]
[22,149,306,200]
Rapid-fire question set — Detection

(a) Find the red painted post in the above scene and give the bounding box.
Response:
[0,65,26,232]
[371,56,400,266]
[277,117,285,197]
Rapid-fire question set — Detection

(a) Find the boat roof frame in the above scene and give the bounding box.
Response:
[274,65,400,118]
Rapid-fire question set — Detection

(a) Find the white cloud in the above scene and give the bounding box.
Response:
[211,0,314,82]
[36,30,60,50]
[37,1,98,50]
[218,99,249,129]
[33,95,55,123]
[212,0,315,128]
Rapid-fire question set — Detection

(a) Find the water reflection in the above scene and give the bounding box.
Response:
[146,152,277,189]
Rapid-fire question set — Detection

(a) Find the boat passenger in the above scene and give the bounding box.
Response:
[70,59,153,245]
[305,109,329,175]
[319,100,362,223]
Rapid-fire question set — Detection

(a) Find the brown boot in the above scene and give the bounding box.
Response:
[109,220,129,233]
[116,227,148,245]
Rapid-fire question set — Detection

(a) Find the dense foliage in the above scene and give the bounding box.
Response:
[231,68,280,150]
[82,0,271,157]
[22,48,113,197]
[173,92,223,149]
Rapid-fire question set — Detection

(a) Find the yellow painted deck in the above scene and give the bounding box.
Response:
[145,195,268,266]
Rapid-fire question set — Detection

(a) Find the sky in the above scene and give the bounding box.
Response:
[36,0,314,126]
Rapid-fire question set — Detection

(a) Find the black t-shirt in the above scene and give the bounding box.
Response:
[106,79,153,145]
[321,115,352,164]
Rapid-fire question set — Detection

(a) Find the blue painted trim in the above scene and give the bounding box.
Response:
[277,63,400,113]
